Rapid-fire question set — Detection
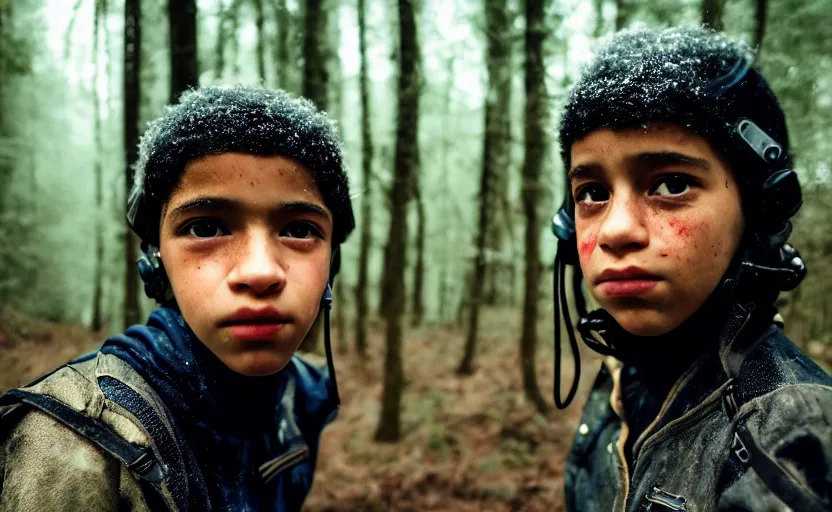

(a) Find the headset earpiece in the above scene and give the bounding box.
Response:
[322,283,333,307]
[136,243,171,304]
[736,119,802,228]
[552,206,579,266]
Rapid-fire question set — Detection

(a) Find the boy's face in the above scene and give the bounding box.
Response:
[569,122,744,336]
[159,153,333,376]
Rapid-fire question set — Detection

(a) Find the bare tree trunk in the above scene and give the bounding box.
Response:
[229,0,242,76]
[91,0,105,331]
[253,0,266,83]
[437,58,454,324]
[297,0,331,355]
[124,0,141,328]
[520,0,549,415]
[274,0,290,88]
[594,0,605,37]
[302,0,328,109]
[701,0,725,31]
[168,0,198,103]
[614,0,627,30]
[458,0,512,374]
[375,0,420,443]
[754,0,768,54]
[411,172,425,327]
[335,280,348,354]
[354,0,373,359]
[214,0,228,80]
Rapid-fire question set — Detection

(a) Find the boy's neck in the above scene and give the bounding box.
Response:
[190,338,286,433]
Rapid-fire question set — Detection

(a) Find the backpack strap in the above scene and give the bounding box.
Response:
[719,303,829,512]
[0,388,164,484]
[0,353,199,512]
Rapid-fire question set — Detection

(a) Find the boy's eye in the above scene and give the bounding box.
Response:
[650,175,692,197]
[281,222,322,239]
[186,219,228,238]
[575,184,610,204]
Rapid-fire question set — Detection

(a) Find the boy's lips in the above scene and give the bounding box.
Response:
[219,306,291,340]
[594,266,663,297]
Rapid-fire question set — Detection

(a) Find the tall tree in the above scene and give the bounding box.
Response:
[298,0,332,354]
[614,0,627,30]
[124,0,141,328]
[411,170,425,326]
[594,0,605,37]
[754,0,769,53]
[375,0,420,443]
[701,0,725,31]
[91,0,107,331]
[169,0,198,102]
[253,0,266,83]
[354,0,373,359]
[214,0,229,80]
[520,0,549,415]
[458,0,512,374]
[302,0,328,109]
[274,0,290,89]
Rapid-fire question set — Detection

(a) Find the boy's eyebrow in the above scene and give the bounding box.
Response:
[166,196,331,221]
[568,163,603,182]
[279,201,332,220]
[635,151,712,170]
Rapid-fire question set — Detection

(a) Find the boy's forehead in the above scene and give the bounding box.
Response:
[570,122,715,164]
[163,152,328,214]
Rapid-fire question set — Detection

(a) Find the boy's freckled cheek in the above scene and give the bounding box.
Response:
[667,219,692,239]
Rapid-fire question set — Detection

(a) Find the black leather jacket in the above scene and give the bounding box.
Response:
[565,321,832,511]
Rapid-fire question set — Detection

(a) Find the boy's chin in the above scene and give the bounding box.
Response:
[610,309,682,337]
[220,350,294,377]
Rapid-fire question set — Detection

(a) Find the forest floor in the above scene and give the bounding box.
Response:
[0,306,678,511]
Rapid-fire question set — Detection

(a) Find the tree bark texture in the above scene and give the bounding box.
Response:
[754,0,769,54]
[411,173,425,327]
[458,0,512,374]
[274,0,290,89]
[520,0,549,415]
[168,0,198,103]
[701,0,725,32]
[375,0,420,443]
[354,0,372,359]
[253,0,266,82]
[302,0,328,109]
[91,0,105,331]
[124,0,141,328]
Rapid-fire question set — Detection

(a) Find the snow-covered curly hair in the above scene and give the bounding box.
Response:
[558,27,790,217]
[127,85,354,246]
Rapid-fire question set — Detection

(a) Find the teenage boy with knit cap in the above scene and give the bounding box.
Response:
[0,85,354,511]
[550,28,832,511]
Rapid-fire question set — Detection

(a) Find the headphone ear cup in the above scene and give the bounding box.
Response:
[552,207,579,266]
[136,244,171,303]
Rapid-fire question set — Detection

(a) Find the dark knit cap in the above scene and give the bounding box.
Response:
[127,85,354,246]
[559,27,791,215]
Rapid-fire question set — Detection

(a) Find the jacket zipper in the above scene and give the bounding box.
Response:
[259,445,310,484]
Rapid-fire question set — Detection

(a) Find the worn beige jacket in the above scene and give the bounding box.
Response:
[0,354,183,511]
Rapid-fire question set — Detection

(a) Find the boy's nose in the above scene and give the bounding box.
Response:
[228,233,287,296]
[597,195,649,255]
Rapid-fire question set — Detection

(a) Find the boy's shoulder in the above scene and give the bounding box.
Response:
[0,353,187,511]
[738,325,832,398]
[284,353,338,424]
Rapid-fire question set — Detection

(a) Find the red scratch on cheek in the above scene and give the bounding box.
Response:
[579,234,597,258]
[668,219,692,238]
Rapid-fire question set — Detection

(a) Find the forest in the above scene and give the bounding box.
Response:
[0,0,831,509]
